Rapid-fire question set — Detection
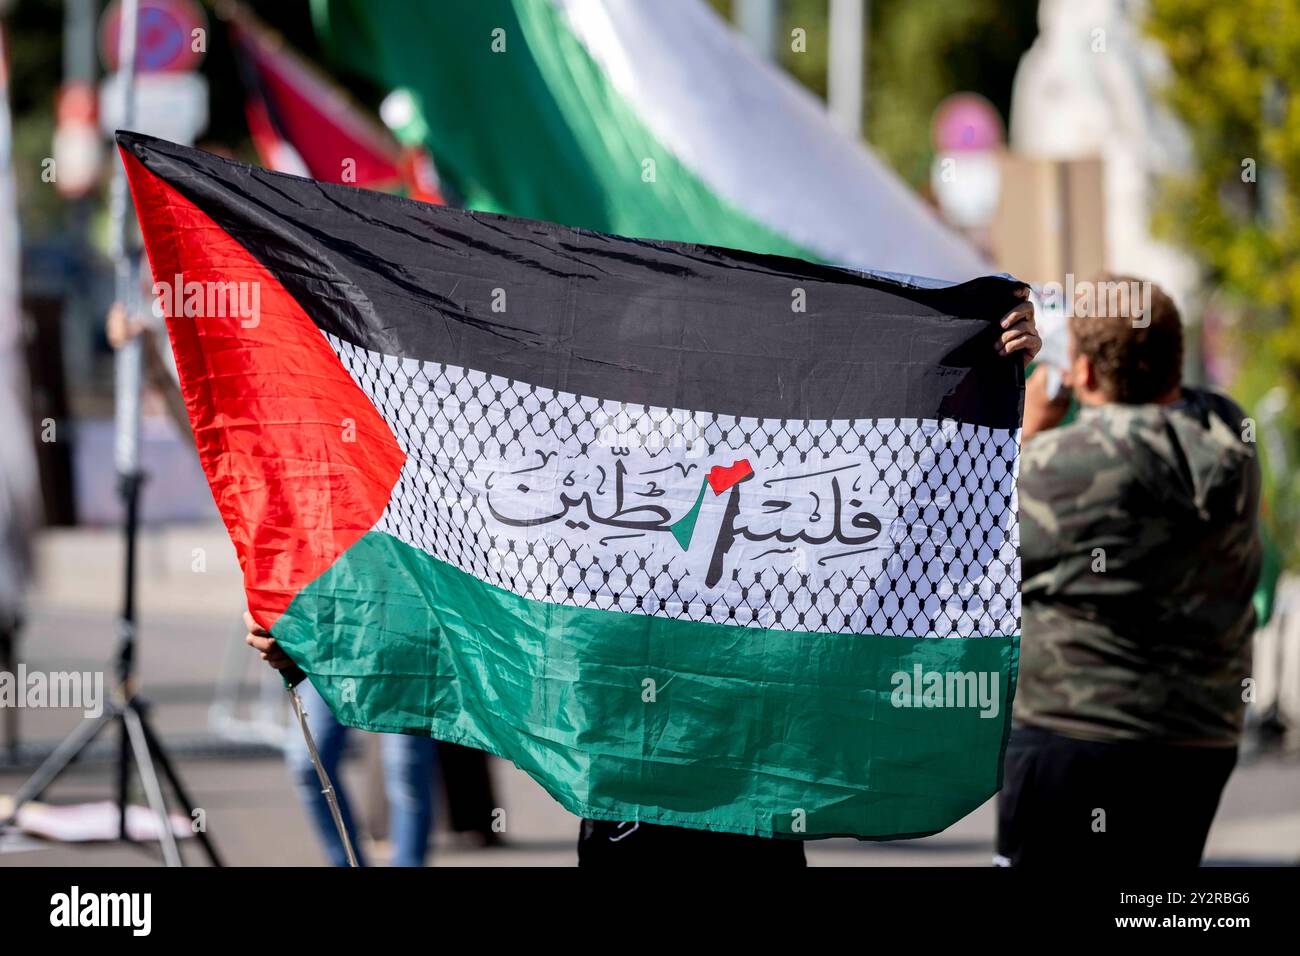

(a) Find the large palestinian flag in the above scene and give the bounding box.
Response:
[311,0,986,282]
[120,132,1023,840]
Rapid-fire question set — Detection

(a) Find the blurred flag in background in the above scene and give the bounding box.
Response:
[226,2,441,203]
[311,0,984,281]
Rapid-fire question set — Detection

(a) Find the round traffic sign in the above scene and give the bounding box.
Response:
[100,0,207,74]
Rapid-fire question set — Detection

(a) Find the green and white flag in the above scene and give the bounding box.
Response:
[312,0,986,282]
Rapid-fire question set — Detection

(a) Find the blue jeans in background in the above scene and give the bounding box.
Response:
[286,681,438,867]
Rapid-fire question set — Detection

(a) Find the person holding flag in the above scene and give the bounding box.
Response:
[245,286,1041,867]
[1002,277,1261,867]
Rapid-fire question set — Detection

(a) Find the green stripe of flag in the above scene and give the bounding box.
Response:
[273,530,1020,839]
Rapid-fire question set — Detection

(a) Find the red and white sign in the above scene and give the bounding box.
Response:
[53,82,103,198]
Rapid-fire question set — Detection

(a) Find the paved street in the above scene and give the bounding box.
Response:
[2,526,1298,867]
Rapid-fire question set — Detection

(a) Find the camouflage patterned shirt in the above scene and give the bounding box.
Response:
[1015,388,1262,746]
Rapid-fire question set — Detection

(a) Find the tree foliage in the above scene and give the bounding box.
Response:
[1148,0,1300,562]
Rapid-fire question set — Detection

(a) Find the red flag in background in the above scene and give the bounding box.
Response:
[225,2,442,203]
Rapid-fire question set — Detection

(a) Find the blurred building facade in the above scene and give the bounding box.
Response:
[1000,0,1199,312]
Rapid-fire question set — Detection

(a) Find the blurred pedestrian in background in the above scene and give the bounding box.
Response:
[1000,276,1262,867]
[283,671,437,867]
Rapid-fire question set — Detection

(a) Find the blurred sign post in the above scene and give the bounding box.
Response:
[97,0,208,145]
[0,0,222,869]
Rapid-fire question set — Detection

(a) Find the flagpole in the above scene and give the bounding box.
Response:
[736,0,778,62]
[106,0,163,855]
[828,0,867,138]
[281,664,360,868]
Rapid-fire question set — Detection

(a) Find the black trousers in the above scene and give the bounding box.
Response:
[578,819,807,868]
[435,741,500,840]
[996,724,1237,867]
